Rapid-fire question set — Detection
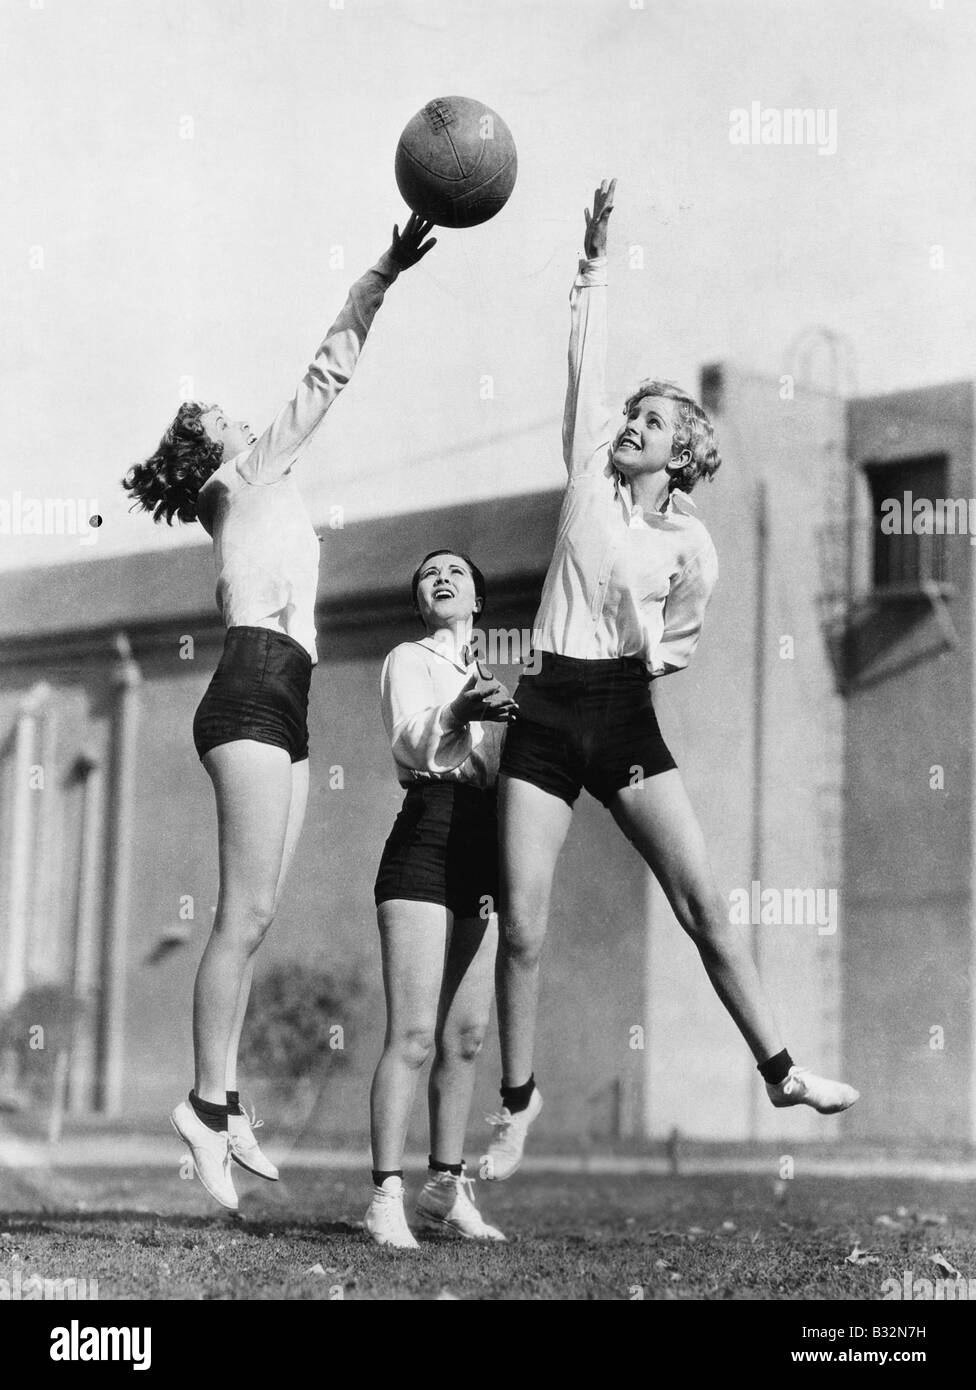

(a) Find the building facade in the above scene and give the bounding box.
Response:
[5,369,960,1144]
[840,380,976,1143]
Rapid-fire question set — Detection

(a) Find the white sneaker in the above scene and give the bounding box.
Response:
[416,1165,506,1241]
[364,1176,419,1249]
[766,1065,860,1115]
[479,1087,543,1181]
[228,1101,279,1181]
[170,1100,238,1210]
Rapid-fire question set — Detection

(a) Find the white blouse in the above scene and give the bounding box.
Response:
[197,251,401,663]
[532,256,719,679]
[380,634,505,790]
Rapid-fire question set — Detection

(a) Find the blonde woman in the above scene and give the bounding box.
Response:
[483,181,858,1181]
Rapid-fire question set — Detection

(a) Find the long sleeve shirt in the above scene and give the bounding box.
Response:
[380,633,505,789]
[531,256,719,679]
[196,250,401,663]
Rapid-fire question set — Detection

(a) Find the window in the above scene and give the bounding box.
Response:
[867,455,949,592]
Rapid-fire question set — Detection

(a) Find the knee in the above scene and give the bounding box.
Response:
[438,1019,489,1064]
[675,888,733,950]
[218,895,277,955]
[501,900,548,967]
[391,1024,436,1071]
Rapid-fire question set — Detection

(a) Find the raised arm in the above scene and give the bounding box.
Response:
[649,540,720,680]
[562,178,616,476]
[239,215,436,485]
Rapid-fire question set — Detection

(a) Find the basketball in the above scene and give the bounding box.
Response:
[395,96,517,228]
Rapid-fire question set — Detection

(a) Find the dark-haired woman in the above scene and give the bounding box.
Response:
[123,216,436,1211]
[364,550,515,1248]
[481,181,858,1182]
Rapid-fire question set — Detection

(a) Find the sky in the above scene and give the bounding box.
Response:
[1,0,974,570]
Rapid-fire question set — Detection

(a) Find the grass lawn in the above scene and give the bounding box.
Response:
[1,1162,974,1300]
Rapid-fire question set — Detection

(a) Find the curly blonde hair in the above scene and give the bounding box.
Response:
[622,380,721,494]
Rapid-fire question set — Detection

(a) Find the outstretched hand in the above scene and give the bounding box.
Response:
[451,664,519,725]
[390,212,437,269]
[583,177,617,259]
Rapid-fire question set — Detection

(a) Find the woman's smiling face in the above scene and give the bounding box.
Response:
[610,394,677,478]
[414,553,480,630]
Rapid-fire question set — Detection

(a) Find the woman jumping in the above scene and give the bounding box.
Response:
[366,550,515,1247]
[123,215,436,1211]
[481,180,858,1180]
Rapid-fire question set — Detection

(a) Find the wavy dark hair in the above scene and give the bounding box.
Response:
[411,549,487,625]
[122,401,224,525]
[621,379,722,494]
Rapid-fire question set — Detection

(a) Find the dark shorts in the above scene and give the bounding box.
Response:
[499,651,677,807]
[374,781,499,919]
[193,626,312,764]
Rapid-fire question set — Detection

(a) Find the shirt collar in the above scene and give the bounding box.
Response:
[611,466,699,518]
[668,489,698,515]
[416,632,473,673]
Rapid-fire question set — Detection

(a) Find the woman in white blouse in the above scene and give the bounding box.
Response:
[365,550,516,1249]
[481,182,859,1182]
[123,216,435,1213]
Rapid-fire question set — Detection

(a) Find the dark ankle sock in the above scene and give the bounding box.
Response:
[189,1089,230,1132]
[501,1074,535,1114]
[225,1089,241,1113]
[758,1049,794,1086]
[429,1155,463,1177]
[372,1169,403,1188]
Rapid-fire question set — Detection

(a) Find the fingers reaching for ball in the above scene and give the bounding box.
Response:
[583,177,617,260]
[391,214,437,269]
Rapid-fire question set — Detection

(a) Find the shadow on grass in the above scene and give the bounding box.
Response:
[0,1209,360,1239]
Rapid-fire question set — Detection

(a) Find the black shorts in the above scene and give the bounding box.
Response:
[499,651,676,807]
[193,626,312,764]
[374,781,499,919]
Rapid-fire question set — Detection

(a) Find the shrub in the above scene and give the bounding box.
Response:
[238,958,364,1085]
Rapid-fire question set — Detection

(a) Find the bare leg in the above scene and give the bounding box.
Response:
[609,769,783,1062]
[428,914,497,1164]
[369,900,449,1172]
[496,775,573,1088]
[193,741,294,1103]
[224,959,255,1098]
[225,756,309,1094]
